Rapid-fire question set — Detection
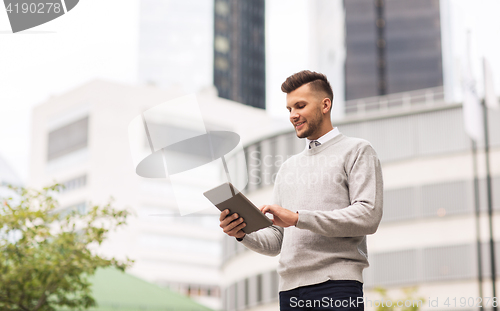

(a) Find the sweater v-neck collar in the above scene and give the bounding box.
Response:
[302,133,346,156]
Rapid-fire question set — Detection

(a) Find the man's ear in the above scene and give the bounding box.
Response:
[322,98,331,113]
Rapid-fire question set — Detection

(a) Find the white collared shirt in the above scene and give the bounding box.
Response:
[305,127,340,149]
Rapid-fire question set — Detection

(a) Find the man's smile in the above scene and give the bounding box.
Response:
[295,121,305,129]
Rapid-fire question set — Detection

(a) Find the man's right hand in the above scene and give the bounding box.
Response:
[219,209,246,239]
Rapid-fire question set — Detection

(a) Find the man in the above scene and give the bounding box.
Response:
[219,70,383,310]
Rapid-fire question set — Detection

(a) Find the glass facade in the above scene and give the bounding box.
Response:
[214,0,266,109]
[345,0,443,103]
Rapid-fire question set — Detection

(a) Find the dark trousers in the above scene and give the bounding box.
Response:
[279,280,364,311]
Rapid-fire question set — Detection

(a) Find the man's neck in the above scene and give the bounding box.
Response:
[308,124,334,141]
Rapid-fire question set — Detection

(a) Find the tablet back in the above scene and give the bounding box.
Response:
[203,183,272,234]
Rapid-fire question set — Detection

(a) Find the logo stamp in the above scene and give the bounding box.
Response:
[3,0,79,33]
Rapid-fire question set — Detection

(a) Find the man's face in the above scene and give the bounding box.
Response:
[286,84,328,140]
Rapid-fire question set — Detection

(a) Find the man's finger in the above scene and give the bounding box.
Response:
[219,209,230,222]
[223,216,242,231]
[219,211,234,227]
[223,217,245,234]
[228,221,246,236]
[261,205,273,214]
[220,212,239,228]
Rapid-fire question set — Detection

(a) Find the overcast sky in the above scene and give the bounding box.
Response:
[0,0,140,181]
[1,0,499,182]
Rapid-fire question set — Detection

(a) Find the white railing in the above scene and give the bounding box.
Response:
[345,86,446,115]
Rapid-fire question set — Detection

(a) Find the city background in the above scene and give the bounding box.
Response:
[1,0,500,310]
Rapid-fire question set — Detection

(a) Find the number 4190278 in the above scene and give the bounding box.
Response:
[6,3,62,14]
[443,297,498,308]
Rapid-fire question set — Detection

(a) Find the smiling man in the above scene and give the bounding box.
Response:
[219,70,383,311]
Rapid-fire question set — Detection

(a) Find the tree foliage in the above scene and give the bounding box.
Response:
[0,184,133,311]
[374,287,426,311]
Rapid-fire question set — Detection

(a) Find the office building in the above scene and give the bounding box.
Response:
[345,0,444,104]
[219,90,500,311]
[214,0,266,109]
[138,0,266,111]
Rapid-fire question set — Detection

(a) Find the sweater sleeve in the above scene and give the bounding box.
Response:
[238,169,285,256]
[295,143,383,237]
[239,225,284,256]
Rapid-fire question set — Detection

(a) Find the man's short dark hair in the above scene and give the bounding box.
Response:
[281,70,334,103]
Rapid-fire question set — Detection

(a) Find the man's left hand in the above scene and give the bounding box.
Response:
[259,204,298,228]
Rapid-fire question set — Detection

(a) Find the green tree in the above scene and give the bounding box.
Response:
[0,184,133,311]
[375,287,425,311]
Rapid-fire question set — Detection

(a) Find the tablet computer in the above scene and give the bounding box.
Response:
[203,182,272,234]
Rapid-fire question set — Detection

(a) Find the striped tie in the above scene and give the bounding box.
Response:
[309,140,321,149]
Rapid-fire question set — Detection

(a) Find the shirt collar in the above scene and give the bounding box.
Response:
[305,127,340,149]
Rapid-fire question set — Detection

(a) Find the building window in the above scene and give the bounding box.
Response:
[256,274,263,303]
[215,0,229,16]
[58,201,87,218]
[215,57,230,71]
[47,116,89,161]
[243,278,248,306]
[215,36,230,53]
[59,175,87,193]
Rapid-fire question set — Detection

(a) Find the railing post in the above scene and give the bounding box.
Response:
[403,93,411,109]
[425,89,434,106]
[358,100,365,115]
[380,96,388,111]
